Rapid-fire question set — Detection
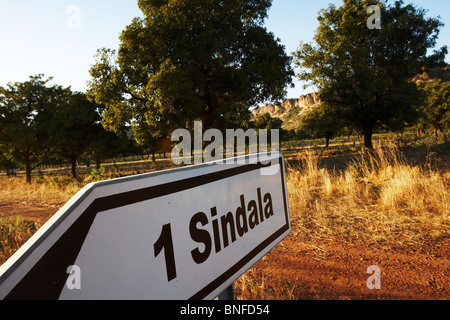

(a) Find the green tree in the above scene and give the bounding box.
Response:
[251,112,285,142]
[294,0,447,150]
[87,0,293,138]
[49,92,103,179]
[0,75,68,183]
[417,79,450,138]
[252,113,283,132]
[0,148,16,173]
[86,126,131,170]
[132,121,159,162]
[299,104,343,148]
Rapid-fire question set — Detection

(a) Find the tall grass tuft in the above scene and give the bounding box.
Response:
[0,217,38,264]
[0,175,81,208]
[287,145,450,247]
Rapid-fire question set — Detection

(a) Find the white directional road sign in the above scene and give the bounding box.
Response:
[0,152,290,300]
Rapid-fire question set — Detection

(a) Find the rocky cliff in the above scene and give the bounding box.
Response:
[252,92,321,130]
[412,66,450,83]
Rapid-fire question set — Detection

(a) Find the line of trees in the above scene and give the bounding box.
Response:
[86,0,447,153]
[293,0,448,150]
[1,0,449,183]
[295,66,450,148]
[0,73,284,184]
[0,75,133,183]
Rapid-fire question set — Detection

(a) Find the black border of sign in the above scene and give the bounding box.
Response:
[2,155,290,300]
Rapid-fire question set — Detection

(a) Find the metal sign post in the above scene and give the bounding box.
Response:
[217,285,235,300]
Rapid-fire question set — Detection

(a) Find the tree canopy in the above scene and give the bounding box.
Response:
[87,0,294,138]
[299,103,344,148]
[0,75,67,183]
[49,92,105,178]
[417,79,450,137]
[294,0,447,150]
[0,75,131,182]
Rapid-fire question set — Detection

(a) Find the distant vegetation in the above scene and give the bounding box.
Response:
[294,0,448,150]
[253,64,450,149]
[1,0,449,182]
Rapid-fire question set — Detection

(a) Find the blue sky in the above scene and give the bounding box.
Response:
[0,0,449,100]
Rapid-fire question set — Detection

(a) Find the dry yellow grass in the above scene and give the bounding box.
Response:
[0,162,177,209]
[0,176,83,264]
[1,146,448,247]
[286,145,450,247]
[234,145,449,300]
[0,217,38,264]
[0,175,80,208]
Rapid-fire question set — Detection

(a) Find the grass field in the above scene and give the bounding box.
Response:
[1,136,449,299]
[286,145,449,246]
[233,141,450,299]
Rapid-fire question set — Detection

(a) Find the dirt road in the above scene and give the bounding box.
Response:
[0,203,58,225]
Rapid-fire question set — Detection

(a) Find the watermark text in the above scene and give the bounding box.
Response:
[171,121,280,175]
[367,5,381,30]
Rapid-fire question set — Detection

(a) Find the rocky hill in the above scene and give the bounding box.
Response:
[251,66,449,131]
[412,66,450,83]
[252,92,320,130]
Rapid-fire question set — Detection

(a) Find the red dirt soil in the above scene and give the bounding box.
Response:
[247,232,449,300]
[0,203,58,226]
[1,202,449,300]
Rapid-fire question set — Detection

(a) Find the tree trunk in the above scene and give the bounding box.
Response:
[95,156,101,170]
[25,158,32,184]
[363,125,374,151]
[71,155,77,179]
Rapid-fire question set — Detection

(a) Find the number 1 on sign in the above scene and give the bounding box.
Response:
[154,224,177,282]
